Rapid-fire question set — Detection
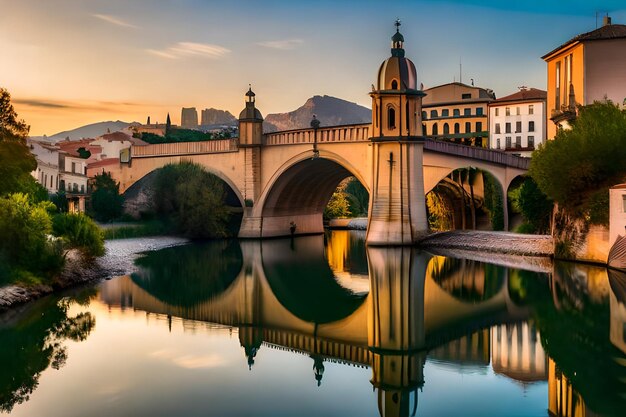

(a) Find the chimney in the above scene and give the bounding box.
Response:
[603,15,612,26]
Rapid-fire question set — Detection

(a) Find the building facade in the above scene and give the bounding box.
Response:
[181,107,199,129]
[488,87,547,157]
[542,17,626,139]
[422,82,495,147]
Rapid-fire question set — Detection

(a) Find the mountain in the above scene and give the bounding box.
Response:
[35,120,137,142]
[201,108,237,126]
[264,95,371,132]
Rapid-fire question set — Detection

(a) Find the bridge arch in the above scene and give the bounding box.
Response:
[251,150,370,237]
[122,161,246,218]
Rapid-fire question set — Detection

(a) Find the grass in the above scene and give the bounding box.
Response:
[103,219,173,240]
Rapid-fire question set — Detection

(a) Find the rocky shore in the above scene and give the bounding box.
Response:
[419,230,553,257]
[0,236,187,313]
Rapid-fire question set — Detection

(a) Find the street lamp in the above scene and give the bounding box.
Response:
[310,114,320,159]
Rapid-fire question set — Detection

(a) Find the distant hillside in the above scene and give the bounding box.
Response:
[201,108,237,126]
[36,120,137,142]
[264,95,371,132]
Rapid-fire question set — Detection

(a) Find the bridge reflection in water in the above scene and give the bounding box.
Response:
[98,231,626,417]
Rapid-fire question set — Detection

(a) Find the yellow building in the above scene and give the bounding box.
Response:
[542,17,626,139]
[422,82,495,147]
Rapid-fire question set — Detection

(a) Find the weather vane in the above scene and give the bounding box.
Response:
[395,18,401,31]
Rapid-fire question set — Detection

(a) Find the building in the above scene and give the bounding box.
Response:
[181,107,199,129]
[422,82,495,147]
[542,16,626,139]
[488,87,547,157]
[29,139,61,193]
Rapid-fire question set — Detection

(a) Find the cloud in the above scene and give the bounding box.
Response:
[257,39,304,50]
[14,98,150,113]
[92,14,138,28]
[147,42,231,60]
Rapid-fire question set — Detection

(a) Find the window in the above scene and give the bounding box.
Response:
[454,123,460,134]
[453,109,460,117]
[387,107,396,129]
[422,124,426,134]
[555,61,561,108]
[505,107,510,116]
[516,107,520,115]
[623,195,626,213]
[391,80,398,90]
[432,123,438,135]
[464,108,471,116]
[71,162,76,173]
[465,122,471,133]
[443,123,450,135]
[60,180,65,191]
[515,136,521,148]
[476,108,483,116]
[528,104,534,115]
[497,138,501,149]
[462,93,472,99]
[476,122,482,132]
[505,123,511,133]
[516,121,522,133]
[406,102,410,130]
[505,137,512,148]
[441,109,449,117]
[80,184,85,194]
[430,110,438,118]
[422,111,427,120]
[495,108,499,116]
[528,136,535,148]
[528,121,535,132]
[495,123,501,134]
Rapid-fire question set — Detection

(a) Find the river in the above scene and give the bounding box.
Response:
[1,230,625,417]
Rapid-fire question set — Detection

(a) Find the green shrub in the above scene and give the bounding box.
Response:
[52,213,105,257]
[0,193,64,284]
[90,172,124,222]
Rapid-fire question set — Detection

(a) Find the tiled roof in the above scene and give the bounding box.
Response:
[490,88,547,104]
[542,24,626,59]
[87,158,119,169]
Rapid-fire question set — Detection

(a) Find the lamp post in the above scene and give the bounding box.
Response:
[310,114,320,159]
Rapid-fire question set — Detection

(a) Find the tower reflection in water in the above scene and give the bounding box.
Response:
[97,231,626,417]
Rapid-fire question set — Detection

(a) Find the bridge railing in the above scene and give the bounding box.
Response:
[131,139,238,158]
[424,139,531,169]
[265,123,371,146]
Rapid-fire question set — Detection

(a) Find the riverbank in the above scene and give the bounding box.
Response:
[419,230,553,257]
[0,236,188,312]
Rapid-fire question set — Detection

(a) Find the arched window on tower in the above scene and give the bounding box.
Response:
[443,123,449,136]
[406,101,410,131]
[388,106,396,130]
[432,123,438,136]
[391,80,398,90]
[454,123,460,134]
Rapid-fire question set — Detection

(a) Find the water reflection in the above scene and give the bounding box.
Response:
[0,289,96,413]
[2,231,626,416]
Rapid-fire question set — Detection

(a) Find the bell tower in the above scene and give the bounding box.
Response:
[366,20,428,245]
[238,85,264,204]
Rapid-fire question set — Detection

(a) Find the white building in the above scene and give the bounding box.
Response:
[488,87,547,157]
[29,139,61,193]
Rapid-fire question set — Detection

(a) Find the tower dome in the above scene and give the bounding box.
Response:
[239,85,263,121]
[377,20,417,91]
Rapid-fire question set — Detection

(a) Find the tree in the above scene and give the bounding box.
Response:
[90,172,124,222]
[530,101,626,224]
[509,177,553,234]
[0,88,37,197]
[324,190,351,219]
[152,162,231,239]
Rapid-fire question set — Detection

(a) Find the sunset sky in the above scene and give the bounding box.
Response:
[2,0,625,136]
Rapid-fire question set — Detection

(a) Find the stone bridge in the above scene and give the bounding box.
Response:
[117,26,529,244]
